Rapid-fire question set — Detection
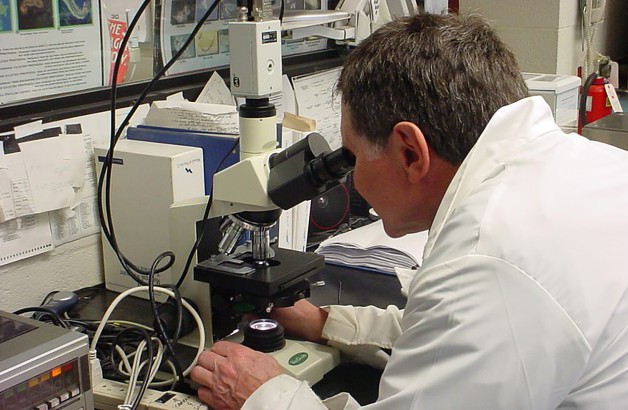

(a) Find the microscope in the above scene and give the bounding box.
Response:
[169,0,354,383]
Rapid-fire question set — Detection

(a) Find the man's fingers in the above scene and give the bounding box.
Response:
[210,340,243,357]
[190,365,212,385]
[196,350,224,371]
[196,385,221,409]
[196,385,211,403]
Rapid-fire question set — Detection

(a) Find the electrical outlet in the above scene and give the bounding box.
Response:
[145,391,209,410]
[93,379,208,410]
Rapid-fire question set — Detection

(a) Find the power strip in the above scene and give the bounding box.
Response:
[93,379,208,410]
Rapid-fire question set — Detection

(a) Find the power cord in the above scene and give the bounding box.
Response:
[12,307,70,329]
[89,286,206,409]
[148,254,186,390]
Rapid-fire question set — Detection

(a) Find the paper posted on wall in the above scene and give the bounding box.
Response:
[0,126,86,224]
[0,120,100,265]
[292,67,343,150]
[0,213,54,267]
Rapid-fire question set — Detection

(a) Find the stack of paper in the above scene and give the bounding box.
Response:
[315,220,429,274]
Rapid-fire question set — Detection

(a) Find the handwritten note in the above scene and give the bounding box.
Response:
[144,100,240,134]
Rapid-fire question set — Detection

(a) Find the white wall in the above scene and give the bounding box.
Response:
[0,235,104,312]
[460,0,628,75]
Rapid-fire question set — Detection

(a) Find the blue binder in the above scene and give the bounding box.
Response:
[126,125,239,195]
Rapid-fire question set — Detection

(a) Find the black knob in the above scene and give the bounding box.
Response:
[242,319,286,353]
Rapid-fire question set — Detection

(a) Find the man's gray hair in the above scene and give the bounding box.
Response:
[336,13,529,165]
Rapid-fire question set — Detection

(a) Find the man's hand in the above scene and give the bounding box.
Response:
[191,341,284,410]
[270,299,329,343]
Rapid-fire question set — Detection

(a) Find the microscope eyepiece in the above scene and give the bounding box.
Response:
[306,147,355,187]
[268,133,355,210]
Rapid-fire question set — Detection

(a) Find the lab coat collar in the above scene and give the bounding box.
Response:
[422,96,562,259]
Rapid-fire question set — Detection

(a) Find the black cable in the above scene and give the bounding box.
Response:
[175,136,240,288]
[98,0,222,285]
[160,285,189,391]
[39,290,59,306]
[96,326,155,407]
[168,286,184,346]
[279,0,285,21]
[148,253,186,389]
[98,0,153,285]
[33,290,62,321]
[148,252,184,390]
[579,72,598,129]
[13,307,69,329]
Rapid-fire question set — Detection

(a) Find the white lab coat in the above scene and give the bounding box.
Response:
[243,97,628,409]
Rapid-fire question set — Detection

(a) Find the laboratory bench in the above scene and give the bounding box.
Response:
[69,264,406,405]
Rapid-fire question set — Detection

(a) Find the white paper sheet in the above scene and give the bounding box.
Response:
[0,213,54,267]
[292,67,343,149]
[281,74,298,119]
[144,100,239,134]
[50,197,100,246]
[0,151,35,222]
[16,134,85,218]
[316,220,428,274]
[196,71,236,105]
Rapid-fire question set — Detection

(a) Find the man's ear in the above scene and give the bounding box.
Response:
[390,122,430,183]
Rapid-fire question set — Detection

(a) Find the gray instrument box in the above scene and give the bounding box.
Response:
[0,310,93,409]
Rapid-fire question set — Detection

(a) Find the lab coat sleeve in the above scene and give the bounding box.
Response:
[369,255,591,409]
[242,375,361,410]
[322,304,404,369]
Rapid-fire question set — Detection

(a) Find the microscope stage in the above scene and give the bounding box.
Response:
[194,247,325,297]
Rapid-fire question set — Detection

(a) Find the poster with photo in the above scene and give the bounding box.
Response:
[58,0,93,27]
[160,0,229,75]
[17,0,54,31]
[0,1,11,33]
[0,0,103,105]
[160,0,328,77]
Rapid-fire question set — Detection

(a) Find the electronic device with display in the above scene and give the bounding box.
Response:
[0,310,93,410]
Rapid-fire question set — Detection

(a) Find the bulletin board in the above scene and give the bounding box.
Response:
[0,0,333,107]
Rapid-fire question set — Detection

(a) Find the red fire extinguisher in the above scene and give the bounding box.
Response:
[578,73,612,134]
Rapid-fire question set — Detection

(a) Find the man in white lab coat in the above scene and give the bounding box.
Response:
[191,13,628,409]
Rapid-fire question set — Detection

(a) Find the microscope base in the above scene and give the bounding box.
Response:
[223,329,341,386]
[270,339,340,385]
